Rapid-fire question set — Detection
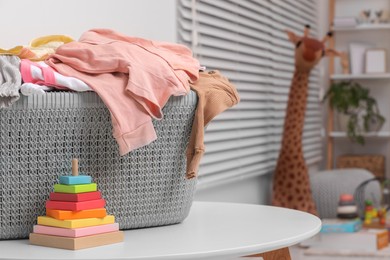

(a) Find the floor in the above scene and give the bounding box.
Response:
[289,245,390,259]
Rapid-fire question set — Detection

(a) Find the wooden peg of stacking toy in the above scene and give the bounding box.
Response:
[58,158,92,185]
[72,158,78,176]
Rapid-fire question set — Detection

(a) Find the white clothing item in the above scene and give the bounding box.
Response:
[21,60,92,92]
[21,83,53,96]
[0,55,21,107]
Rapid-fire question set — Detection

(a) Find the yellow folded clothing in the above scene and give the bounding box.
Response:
[0,35,74,61]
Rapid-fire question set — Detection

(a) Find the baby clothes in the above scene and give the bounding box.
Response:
[28,35,74,61]
[0,55,22,108]
[186,70,240,179]
[20,83,53,96]
[0,35,73,61]
[46,28,200,155]
[20,59,91,92]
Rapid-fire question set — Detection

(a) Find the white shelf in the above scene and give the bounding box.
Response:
[329,131,390,138]
[334,23,390,32]
[331,73,390,80]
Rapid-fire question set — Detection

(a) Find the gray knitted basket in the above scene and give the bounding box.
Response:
[0,91,197,239]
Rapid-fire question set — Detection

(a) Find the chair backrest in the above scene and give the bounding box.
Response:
[309,168,381,219]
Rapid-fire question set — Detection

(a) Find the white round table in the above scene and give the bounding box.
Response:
[0,201,321,260]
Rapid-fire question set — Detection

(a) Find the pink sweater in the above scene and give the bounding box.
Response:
[46,29,200,155]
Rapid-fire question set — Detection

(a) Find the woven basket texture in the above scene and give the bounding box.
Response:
[0,91,197,239]
[337,154,385,178]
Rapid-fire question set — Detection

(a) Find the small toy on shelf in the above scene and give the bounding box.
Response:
[336,194,358,219]
[375,9,389,23]
[364,200,387,227]
[29,158,124,250]
[359,9,371,24]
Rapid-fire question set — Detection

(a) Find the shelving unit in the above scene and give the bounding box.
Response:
[331,73,390,80]
[329,131,390,138]
[334,23,390,31]
[327,0,390,176]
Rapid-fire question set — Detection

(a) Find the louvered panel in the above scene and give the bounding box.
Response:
[269,44,294,56]
[307,156,322,165]
[213,110,274,121]
[267,88,290,95]
[213,107,320,121]
[229,0,275,23]
[256,1,305,31]
[303,136,322,146]
[300,0,317,11]
[198,161,275,185]
[305,148,322,158]
[304,147,322,158]
[230,102,271,110]
[271,18,314,38]
[237,92,274,101]
[304,123,322,131]
[293,0,318,18]
[195,1,276,36]
[182,5,278,47]
[212,112,279,122]
[206,136,274,153]
[177,0,321,184]
[195,18,275,46]
[236,82,285,92]
[194,46,269,68]
[271,78,291,87]
[205,119,281,132]
[205,128,269,143]
[205,0,277,34]
[253,94,319,104]
[194,46,296,73]
[193,47,272,68]
[303,130,322,139]
[177,19,191,35]
[222,72,273,83]
[304,116,322,124]
[306,103,320,110]
[239,0,303,32]
[271,53,294,64]
[273,0,317,25]
[195,26,273,51]
[202,145,272,165]
[205,118,281,131]
[205,136,312,155]
[195,37,273,60]
[226,105,280,113]
[197,57,269,75]
[200,152,277,176]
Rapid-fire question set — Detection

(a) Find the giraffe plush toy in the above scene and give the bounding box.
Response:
[272,25,339,215]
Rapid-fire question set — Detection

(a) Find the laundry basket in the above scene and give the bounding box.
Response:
[0,91,197,239]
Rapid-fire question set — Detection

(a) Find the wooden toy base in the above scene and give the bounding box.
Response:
[29,231,124,250]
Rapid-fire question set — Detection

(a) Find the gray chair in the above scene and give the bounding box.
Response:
[309,168,382,219]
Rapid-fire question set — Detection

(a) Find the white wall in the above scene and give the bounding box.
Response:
[0,0,177,48]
